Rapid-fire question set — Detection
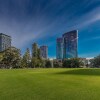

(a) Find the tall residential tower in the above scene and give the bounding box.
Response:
[0,33,11,52]
[40,46,48,59]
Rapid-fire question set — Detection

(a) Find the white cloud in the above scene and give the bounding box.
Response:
[0,0,100,54]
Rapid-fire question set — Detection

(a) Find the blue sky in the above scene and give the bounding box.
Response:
[0,0,100,58]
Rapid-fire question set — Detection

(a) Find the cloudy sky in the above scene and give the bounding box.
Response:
[0,0,100,58]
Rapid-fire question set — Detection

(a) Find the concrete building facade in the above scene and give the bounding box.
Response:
[0,33,11,52]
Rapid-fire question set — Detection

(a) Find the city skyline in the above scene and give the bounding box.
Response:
[0,0,100,58]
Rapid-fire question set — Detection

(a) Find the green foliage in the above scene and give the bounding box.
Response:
[1,47,21,68]
[31,57,39,68]
[31,42,52,68]
[90,55,100,68]
[53,60,62,68]
[32,43,39,58]
[37,48,41,59]
[0,52,3,63]
[21,48,31,68]
[63,58,83,68]
[45,60,52,68]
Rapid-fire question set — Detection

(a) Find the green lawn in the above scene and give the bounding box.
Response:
[0,68,100,100]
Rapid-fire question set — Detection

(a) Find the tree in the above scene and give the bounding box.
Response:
[37,48,41,59]
[53,60,62,68]
[32,43,38,58]
[21,48,31,68]
[40,59,46,68]
[32,42,41,59]
[71,58,83,68]
[45,60,52,68]
[31,57,45,68]
[2,47,21,68]
[90,55,100,68]
[31,42,42,68]
[63,59,72,68]
[0,52,4,68]
[63,58,83,68]
[31,57,39,68]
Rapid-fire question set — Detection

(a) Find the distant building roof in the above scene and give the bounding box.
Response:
[57,37,63,42]
[63,30,78,37]
[40,45,48,48]
[0,33,11,38]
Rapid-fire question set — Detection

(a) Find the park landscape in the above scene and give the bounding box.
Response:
[0,68,100,100]
[0,0,100,100]
[0,44,100,100]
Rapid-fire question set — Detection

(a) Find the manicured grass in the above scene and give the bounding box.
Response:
[0,68,100,100]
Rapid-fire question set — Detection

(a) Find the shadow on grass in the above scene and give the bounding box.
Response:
[55,69,100,76]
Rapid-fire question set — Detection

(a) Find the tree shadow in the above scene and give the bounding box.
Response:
[55,69,100,76]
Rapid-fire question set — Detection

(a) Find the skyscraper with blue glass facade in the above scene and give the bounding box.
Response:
[56,38,63,59]
[63,30,78,59]
[40,46,48,59]
[56,30,78,59]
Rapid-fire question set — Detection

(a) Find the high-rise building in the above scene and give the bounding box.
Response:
[0,33,11,52]
[40,46,48,59]
[56,30,78,59]
[63,30,78,58]
[56,38,63,59]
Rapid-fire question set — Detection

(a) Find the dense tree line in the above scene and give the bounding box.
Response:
[0,45,52,69]
[0,46,84,68]
[90,55,100,68]
[62,58,83,68]
[2,43,100,68]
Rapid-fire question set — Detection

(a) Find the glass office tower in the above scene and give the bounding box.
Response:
[56,38,63,59]
[40,46,48,59]
[63,30,78,59]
